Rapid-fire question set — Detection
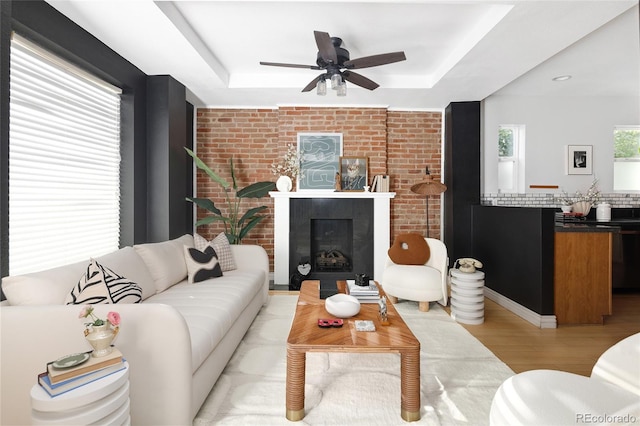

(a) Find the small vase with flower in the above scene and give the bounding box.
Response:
[79,305,120,357]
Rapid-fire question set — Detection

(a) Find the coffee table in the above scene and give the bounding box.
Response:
[286,280,421,422]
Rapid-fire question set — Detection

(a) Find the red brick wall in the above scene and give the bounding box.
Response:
[195,107,443,271]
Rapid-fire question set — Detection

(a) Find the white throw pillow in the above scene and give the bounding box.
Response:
[134,234,194,293]
[2,275,62,305]
[193,232,237,272]
[65,259,142,304]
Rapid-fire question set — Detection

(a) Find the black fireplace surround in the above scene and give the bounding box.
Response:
[289,198,374,285]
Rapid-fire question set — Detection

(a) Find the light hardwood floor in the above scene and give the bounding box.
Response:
[456,293,640,376]
[271,289,640,377]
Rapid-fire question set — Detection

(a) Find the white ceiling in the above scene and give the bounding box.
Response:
[46,0,639,109]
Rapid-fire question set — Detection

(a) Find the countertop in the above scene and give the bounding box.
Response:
[555,217,640,233]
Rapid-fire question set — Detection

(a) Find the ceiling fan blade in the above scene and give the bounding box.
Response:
[342,71,379,90]
[343,51,406,69]
[314,31,338,64]
[302,74,324,92]
[260,61,320,70]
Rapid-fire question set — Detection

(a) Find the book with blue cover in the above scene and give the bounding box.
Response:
[38,361,126,397]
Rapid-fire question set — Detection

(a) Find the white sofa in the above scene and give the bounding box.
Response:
[490,332,640,425]
[0,234,269,425]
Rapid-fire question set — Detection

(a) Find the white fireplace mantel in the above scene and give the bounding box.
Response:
[270,191,396,285]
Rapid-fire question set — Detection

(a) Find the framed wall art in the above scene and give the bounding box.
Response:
[339,156,368,191]
[297,133,343,190]
[567,145,593,175]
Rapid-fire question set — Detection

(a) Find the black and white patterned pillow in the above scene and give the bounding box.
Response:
[184,245,223,284]
[66,259,142,305]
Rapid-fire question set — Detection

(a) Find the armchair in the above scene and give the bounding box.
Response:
[381,237,448,311]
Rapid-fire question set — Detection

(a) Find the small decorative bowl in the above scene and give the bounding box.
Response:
[560,205,573,213]
[325,294,361,318]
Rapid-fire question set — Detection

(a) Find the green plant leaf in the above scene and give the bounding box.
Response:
[230,158,238,191]
[195,215,230,227]
[186,197,222,216]
[185,148,229,189]
[237,181,276,198]
[238,215,265,241]
[238,205,268,226]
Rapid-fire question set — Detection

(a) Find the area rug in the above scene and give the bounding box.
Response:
[193,295,514,425]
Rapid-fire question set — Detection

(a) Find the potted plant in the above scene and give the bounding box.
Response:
[559,179,601,216]
[185,148,275,244]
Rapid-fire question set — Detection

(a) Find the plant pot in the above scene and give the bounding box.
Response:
[572,201,592,216]
[276,175,293,192]
[84,323,119,357]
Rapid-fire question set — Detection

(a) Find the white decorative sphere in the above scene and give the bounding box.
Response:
[325,294,361,318]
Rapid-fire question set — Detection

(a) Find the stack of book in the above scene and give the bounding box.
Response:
[38,348,125,397]
[370,175,390,192]
[346,279,380,303]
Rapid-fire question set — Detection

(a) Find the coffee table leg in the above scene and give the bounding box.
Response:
[286,348,306,421]
[400,349,421,422]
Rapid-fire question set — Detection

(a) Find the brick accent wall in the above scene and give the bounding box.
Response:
[195,107,443,271]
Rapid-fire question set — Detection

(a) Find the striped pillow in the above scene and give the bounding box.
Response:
[65,259,142,305]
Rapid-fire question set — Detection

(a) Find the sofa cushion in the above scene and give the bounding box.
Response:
[194,233,237,272]
[2,261,87,305]
[65,259,142,304]
[134,234,193,293]
[95,246,156,301]
[184,246,223,284]
[144,267,266,372]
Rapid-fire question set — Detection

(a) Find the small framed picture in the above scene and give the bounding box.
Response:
[567,145,593,175]
[339,156,368,191]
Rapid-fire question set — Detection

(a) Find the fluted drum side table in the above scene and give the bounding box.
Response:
[450,269,485,325]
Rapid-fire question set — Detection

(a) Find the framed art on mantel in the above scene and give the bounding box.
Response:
[297,133,343,190]
[567,145,593,175]
[339,156,368,191]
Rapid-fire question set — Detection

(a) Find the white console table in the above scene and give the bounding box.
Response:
[270,190,395,285]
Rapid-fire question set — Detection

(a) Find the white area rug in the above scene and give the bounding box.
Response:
[193,295,514,425]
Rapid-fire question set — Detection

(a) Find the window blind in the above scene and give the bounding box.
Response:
[9,34,122,276]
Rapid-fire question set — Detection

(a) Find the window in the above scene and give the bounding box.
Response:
[613,126,640,192]
[9,34,122,275]
[498,125,525,193]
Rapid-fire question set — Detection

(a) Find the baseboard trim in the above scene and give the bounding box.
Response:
[484,287,557,329]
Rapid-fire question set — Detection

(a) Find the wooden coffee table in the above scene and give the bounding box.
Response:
[286,280,421,422]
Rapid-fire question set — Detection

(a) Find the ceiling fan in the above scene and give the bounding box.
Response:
[260,30,406,93]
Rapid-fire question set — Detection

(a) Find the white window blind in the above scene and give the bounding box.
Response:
[9,34,122,275]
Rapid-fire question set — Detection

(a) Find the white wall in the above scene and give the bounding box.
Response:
[483,94,640,195]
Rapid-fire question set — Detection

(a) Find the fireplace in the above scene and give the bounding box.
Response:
[270,191,395,286]
[289,198,374,283]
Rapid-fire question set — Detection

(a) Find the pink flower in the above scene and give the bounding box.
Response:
[78,305,92,319]
[107,311,121,326]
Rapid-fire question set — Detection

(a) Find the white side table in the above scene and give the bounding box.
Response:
[450,269,485,325]
[31,361,130,425]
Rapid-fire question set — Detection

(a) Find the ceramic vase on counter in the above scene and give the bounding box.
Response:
[572,201,592,216]
[596,203,611,221]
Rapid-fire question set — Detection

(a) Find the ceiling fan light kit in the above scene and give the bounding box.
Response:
[260,30,406,96]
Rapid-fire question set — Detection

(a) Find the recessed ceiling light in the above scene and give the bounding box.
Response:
[552,75,572,81]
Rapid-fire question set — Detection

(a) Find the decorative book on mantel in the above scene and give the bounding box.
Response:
[346,279,380,303]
